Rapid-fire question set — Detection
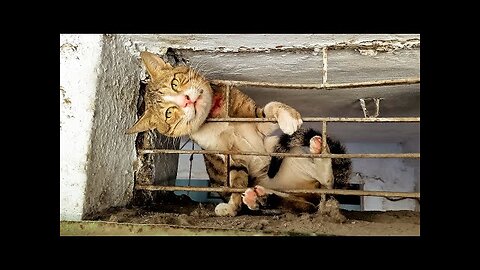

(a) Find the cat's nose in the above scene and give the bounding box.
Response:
[183,95,196,107]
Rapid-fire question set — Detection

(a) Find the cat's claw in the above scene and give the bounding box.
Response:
[277,109,303,135]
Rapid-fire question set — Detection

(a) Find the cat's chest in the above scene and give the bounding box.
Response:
[190,123,231,150]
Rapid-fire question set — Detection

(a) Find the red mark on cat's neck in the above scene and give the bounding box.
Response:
[208,93,223,118]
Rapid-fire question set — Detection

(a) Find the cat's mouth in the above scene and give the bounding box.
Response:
[178,86,212,124]
[187,90,210,121]
[193,94,203,112]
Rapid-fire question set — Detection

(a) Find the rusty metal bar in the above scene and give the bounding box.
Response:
[226,155,231,187]
[322,121,327,152]
[225,85,230,187]
[135,185,420,199]
[206,117,420,123]
[138,149,419,159]
[210,78,419,90]
[322,47,328,84]
[225,85,230,118]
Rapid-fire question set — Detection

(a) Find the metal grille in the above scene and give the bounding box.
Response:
[134,47,420,201]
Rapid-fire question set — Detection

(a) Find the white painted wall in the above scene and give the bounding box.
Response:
[60,34,104,220]
[60,34,140,220]
[347,142,417,211]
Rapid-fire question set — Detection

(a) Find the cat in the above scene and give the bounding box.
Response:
[127,51,351,218]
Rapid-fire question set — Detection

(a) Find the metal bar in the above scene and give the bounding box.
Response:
[138,149,420,159]
[135,185,420,199]
[225,85,230,118]
[210,78,420,90]
[179,138,192,150]
[322,121,327,152]
[206,117,420,123]
[322,47,328,84]
[225,85,230,187]
[226,154,231,187]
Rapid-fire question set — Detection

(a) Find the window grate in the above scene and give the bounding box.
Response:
[134,45,420,201]
[134,100,420,200]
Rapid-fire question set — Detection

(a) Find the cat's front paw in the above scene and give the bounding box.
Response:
[215,203,238,216]
[277,108,303,135]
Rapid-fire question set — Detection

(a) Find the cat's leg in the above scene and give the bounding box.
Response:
[308,135,334,191]
[309,136,346,222]
[243,185,318,213]
[214,159,249,217]
[203,154,228,188]
[309,136,332,204]
[263,102,303,135]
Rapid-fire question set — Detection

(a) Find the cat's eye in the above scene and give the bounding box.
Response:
[171,79,179,91]
[165,107,174,119]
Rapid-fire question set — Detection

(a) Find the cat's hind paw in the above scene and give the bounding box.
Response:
[215,203,238,216]
[318,198,347,223]
[309,135,323,154]
[242,185,268,210]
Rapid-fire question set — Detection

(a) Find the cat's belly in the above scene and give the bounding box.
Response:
[258,147,333,189]
[257,164,320,190]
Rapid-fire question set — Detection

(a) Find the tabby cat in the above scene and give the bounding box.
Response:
[127,51,351,217]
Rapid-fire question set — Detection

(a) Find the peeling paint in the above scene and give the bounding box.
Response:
[124,34,419,56]
[333,38,420,53]
[60,42,78,52]
[358,49,378,56]
[351,172,385,183]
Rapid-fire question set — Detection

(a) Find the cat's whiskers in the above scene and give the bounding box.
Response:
[191,60,206,74]
[170,117,186,137]
[188,61,218,80]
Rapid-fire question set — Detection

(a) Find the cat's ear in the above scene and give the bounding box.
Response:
[140,51,173,79]
[126,109,157,134]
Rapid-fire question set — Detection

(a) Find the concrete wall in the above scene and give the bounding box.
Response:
[60,34,140,220]
[125,34,419,53]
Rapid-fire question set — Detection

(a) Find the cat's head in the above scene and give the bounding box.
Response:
[127,51,213,137]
